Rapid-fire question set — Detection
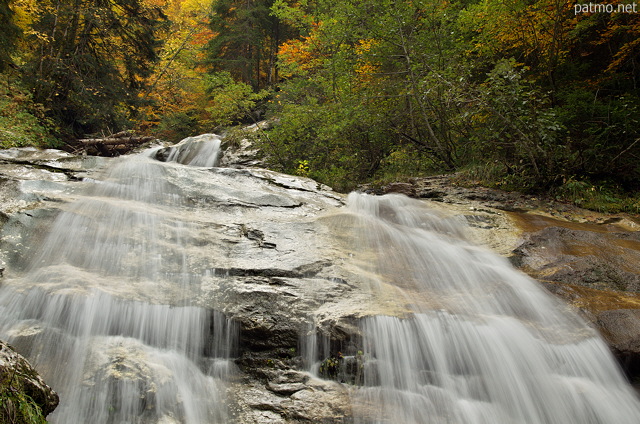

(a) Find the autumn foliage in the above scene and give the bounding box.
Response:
[1,0,639,205]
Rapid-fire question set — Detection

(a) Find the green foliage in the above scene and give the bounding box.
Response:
[319,355,341,379]
[204,72,271,128]
[360,146,443,191]
[553,178,640,214]
[555,90,640,190]
[0,75,58,148]
[0,0,21,72]
[464,59,566,191]
[265,0,471,190]
[295,159,309,177]
[318,350,366,385]
[0,392,48,424]
[263,89,396,191]
[154,110,203,143]
[207,0,295,89]
[1,0,637,211]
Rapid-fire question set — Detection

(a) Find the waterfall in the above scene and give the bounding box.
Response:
[0,139,236,423]
[2,136,640,423]
[155,134,222,168]
[329,193,640,424]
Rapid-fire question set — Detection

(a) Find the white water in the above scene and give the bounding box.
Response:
[0,140,235,423]
[2,137,640,423]
[332,193,640,424]
[164,134,222,167]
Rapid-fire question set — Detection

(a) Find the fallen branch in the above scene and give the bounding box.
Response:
[78,136,154,146]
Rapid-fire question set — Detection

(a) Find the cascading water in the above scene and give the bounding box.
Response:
[329,193,640,424]
[0,135,237,423]
[161,134,222,168]
[2,134,640,423]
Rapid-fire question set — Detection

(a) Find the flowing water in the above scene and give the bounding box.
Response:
[0,136,237,423]
[328,193,640,423]
[1,136,640,423]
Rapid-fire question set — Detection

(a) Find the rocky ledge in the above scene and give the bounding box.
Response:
[0,340,59,421]
[1,142,639,423]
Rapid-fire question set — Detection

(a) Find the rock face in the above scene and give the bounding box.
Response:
[0,340,59,421]
[510,224,640,293]
[0,142,393,423]
[508,217,640,382]
[368,175,640,384]
[1,143,640,422]
[597,309,640,377]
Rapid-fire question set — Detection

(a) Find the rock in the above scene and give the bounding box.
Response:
[507,212,640,381]
[382,182,416,197]
[218,122,269,168]
[0,145,387,423]
[0,340,59,419]
[511,226,640,293]
[596,309,640,378]
[267,381,307,395]
[3,145,640,421]
[230,377,352,424]
[368,175,640,384]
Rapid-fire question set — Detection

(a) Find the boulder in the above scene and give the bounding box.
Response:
[596,309,640,377]
[0,340,59,420]
[510,225,640,293]
[507,214,640,382]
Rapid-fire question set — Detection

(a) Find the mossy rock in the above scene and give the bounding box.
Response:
[0,341,59,423]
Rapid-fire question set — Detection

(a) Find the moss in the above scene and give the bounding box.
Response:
[0,371,48,424]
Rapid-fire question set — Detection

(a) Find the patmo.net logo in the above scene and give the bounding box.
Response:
[574,2,638,14]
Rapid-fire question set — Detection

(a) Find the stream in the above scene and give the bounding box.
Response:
[0,138,639,423]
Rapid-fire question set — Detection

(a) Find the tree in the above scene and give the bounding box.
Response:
[460,0,574,95]
[136,0,216,140]
[207,0,295,89]
[264,0,470,189]
[0,0,21,71]
[23,0,167,138]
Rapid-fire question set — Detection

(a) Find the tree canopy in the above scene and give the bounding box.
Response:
[1,0,638,209]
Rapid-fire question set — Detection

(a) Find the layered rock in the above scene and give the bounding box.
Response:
[0,143,392,422]
[2,142,640,422]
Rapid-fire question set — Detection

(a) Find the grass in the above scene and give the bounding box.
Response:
[552,178,640,214]
[0,368,48,424]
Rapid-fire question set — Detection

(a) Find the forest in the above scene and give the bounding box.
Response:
[1,0,639,211]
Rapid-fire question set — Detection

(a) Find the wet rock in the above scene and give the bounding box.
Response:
[506,213,640,381]
[231,377,352,424]
[377,175,640,383]
[0,145,387,423]
[511,226,640,293]
[5,145,640,421]
[382,182,416,197]
[596,309,640,377]
[267,381,307,395]
[0,147,109,180]
[153,134,221,167]
[0,340,59,419]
